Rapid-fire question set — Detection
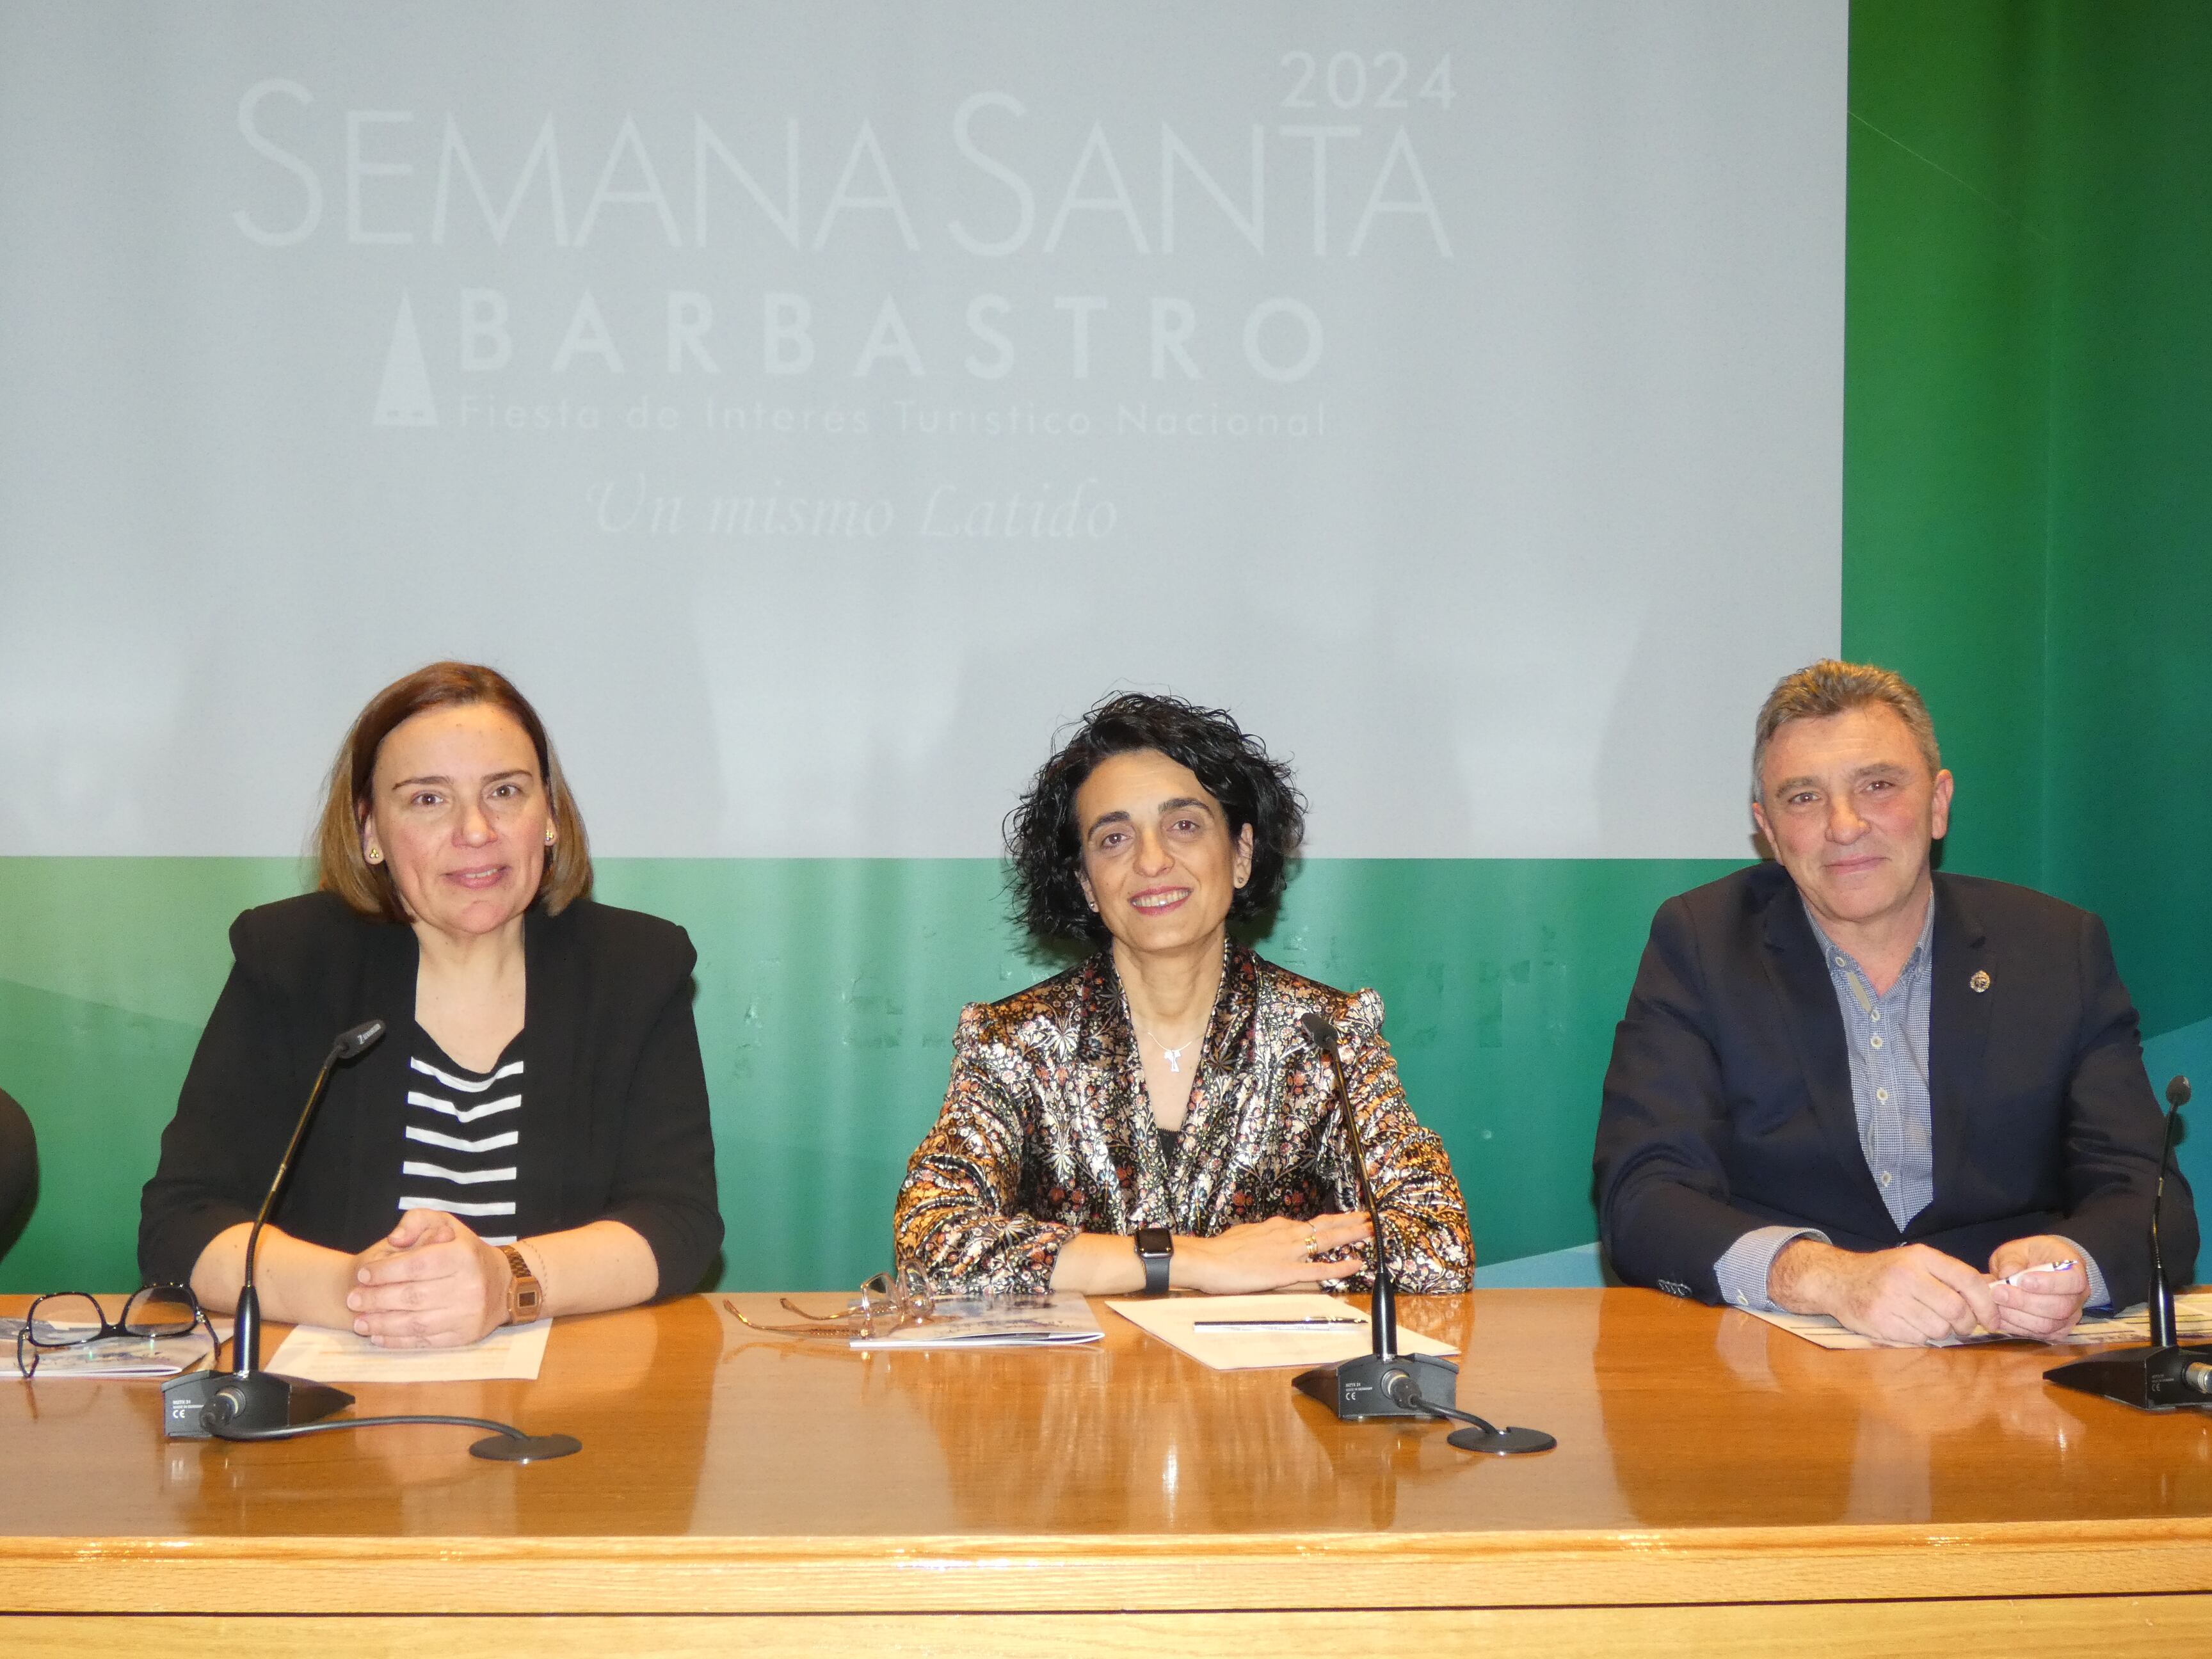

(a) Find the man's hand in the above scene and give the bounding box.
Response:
[1987,1235,2092,1339]
[346,1209,509,1348]
[1768,1237,2000,1346]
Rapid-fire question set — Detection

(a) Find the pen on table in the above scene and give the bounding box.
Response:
[1191,1317,1366,1333]
[1992,1260,2078,1287]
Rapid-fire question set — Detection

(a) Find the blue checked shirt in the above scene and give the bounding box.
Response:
[1715,899,2108,1311]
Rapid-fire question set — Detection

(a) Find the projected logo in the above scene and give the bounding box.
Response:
[374,293,437,427]
[227,73,1459,446]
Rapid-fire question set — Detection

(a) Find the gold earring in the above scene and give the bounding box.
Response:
[365,844,383,865]
[544,826,556,846]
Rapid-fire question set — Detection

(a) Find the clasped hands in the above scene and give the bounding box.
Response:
[1179,1210,1374,1294]
[345,1208,513,1348]
[1770,1233,2092,1347]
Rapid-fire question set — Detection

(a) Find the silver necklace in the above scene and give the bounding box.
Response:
[1125,944,1226,1076]
[1132,1015,1207,1074]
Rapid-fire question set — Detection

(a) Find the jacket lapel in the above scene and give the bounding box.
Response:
[337,920,418,1247]
[1925,875,1992,1218]
[1174,942,1263,1228]
[1757,876,1895,1230]
[1071,955,1150,1226]
[520,904,584,1235]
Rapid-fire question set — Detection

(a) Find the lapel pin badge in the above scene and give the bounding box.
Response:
[1969,970,1992,994]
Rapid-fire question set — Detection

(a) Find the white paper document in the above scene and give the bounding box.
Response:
[1737,1292,2212,1352]
[265,1319,552,1382]
[1107,1293,1460,1372]
[1733,1306,2005,1351]
[4,1317,232,1380]
[850,1291,1103,1350]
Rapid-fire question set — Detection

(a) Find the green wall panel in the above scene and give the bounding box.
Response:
[1845,0,2211,1043]
[1841,0,2053,890]
[2037,6,2212,1040]
[0,854,1737,1292]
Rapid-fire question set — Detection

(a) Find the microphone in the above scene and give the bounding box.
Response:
[332,1020,387,1062]
[1290,1013,1553,1454]
[163,1019,387,1439]
[2046,1075,2210,1412]
[2150,1075,2192,1349]
[161,1016,582,1463]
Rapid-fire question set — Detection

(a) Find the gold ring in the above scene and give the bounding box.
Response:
[1304,1228,1319,1258]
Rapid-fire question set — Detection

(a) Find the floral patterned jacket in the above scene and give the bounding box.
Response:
[893,942,1474,1295]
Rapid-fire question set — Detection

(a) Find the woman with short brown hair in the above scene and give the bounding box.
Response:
[140,661,721,1347]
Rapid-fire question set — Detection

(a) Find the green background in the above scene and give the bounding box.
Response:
[4,1,2207,1291]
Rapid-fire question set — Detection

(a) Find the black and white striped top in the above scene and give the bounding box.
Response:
[399,1027,527,1247]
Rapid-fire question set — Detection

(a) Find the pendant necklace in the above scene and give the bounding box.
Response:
[1132,1016,1206,1074]
[1126,942,1226,1077]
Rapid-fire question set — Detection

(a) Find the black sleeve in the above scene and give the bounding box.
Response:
[0,1088,35,1236]
[1592,898,1777,1302]
[137,910,319,1288]
[597,932,723,1297]
[2051,910,2198,1300]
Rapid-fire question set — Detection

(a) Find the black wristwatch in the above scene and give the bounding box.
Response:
[1134,1226,1174,1296]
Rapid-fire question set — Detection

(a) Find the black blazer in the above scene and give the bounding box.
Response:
[1594,863,2193,1306]
[139,892,722,1296]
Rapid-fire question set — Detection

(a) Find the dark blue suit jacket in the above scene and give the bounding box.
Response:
[1594,863,2194,1306]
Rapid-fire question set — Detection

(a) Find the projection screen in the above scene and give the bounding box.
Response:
[0,1,1845,859]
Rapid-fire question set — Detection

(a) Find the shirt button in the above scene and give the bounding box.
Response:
[1871,1035,1884,1050]
[1877,1088,1889,1103]
[1870,1011,1882,1023]
[1880,1171,1893,1186]
[1836,956,1850,968]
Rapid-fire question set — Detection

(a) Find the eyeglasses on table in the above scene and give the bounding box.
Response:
[724,1269,934,1338]
[12,1284,220,1379]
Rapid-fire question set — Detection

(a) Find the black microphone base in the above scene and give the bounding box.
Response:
[161,1370,355,1439]
[470,1432,583,1463]
[1294,1351,1462,1422]
[2044,1343,2212,1413]
[1447,1423,1559,1455]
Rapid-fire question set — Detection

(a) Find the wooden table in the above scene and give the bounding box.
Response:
[8,1288,2212,1655]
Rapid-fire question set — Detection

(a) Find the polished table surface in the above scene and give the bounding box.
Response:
[10,1288,2212,1652]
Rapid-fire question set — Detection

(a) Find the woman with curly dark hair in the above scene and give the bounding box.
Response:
[893,692,1473,1297]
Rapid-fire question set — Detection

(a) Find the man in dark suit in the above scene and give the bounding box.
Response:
[1594,660,2192,1345]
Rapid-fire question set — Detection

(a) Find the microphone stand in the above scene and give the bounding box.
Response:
[163,1021,385,1439]
[2046,1077,2212,1412]
[1291,1013,1553,1454]
[161,1018,582,1463]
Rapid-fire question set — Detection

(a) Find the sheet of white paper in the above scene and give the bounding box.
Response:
[1730,1306,1955,1351]
[1734,1292,2212,1352]
[1106,1293,1459,1372]
[265,1319,551,1382]
[850,1291,1103,1349]
[6,1316,234,1380]
[2052,1292,2212,1347]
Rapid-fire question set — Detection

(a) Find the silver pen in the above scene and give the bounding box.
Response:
[1192,1316,1366,1332]
[1992,1258,2078,1286]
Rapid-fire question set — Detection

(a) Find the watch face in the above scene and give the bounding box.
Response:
[1135,1226,1172,1257]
